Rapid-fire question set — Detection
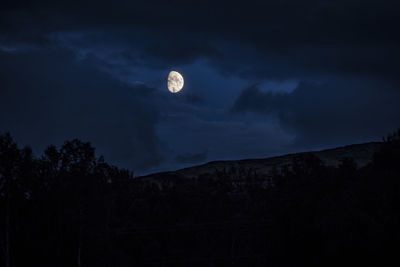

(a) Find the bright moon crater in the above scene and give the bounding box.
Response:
[167,71,184,93]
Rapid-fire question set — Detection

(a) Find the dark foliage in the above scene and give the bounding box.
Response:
[0,131,399,266]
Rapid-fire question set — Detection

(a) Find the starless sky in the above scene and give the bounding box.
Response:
[1,0,400,174]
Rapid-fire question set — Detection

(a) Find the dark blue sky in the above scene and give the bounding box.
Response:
[1,0,400,174]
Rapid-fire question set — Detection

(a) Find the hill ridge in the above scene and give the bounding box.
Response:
[140,142,382,180]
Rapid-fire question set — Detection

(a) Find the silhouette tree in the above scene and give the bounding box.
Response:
[0,130,399,266]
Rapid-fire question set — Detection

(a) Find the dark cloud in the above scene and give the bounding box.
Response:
[3,1,399,39]
[232,80,400,148]
[184,93,204,105]
[231,85,287,115]
[0,48,163,170]
[142,37,221,66]
[175,152,207,164]
[2,0,400,79]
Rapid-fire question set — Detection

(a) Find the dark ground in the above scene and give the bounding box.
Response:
[0,130,399,266]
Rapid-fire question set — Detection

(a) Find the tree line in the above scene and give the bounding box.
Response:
[1,130,400,266]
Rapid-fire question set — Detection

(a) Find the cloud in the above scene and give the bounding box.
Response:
[2,0,400,83]
[231,80,400,148]
[231,85,288,115]
[0,48,163,170]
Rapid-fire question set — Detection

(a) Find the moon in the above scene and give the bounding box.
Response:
[167,71,184,93]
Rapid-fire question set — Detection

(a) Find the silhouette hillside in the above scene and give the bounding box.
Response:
[0,131,399,266]
[140,142,381,181]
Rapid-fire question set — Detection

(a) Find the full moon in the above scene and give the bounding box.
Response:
[167,71,184,93]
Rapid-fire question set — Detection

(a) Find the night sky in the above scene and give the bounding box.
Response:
[1,0,400,174]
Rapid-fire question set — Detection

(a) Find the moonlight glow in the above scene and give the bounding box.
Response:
[167,71,184,93]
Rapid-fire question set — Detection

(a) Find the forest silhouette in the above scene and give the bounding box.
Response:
[1,130,400,266]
